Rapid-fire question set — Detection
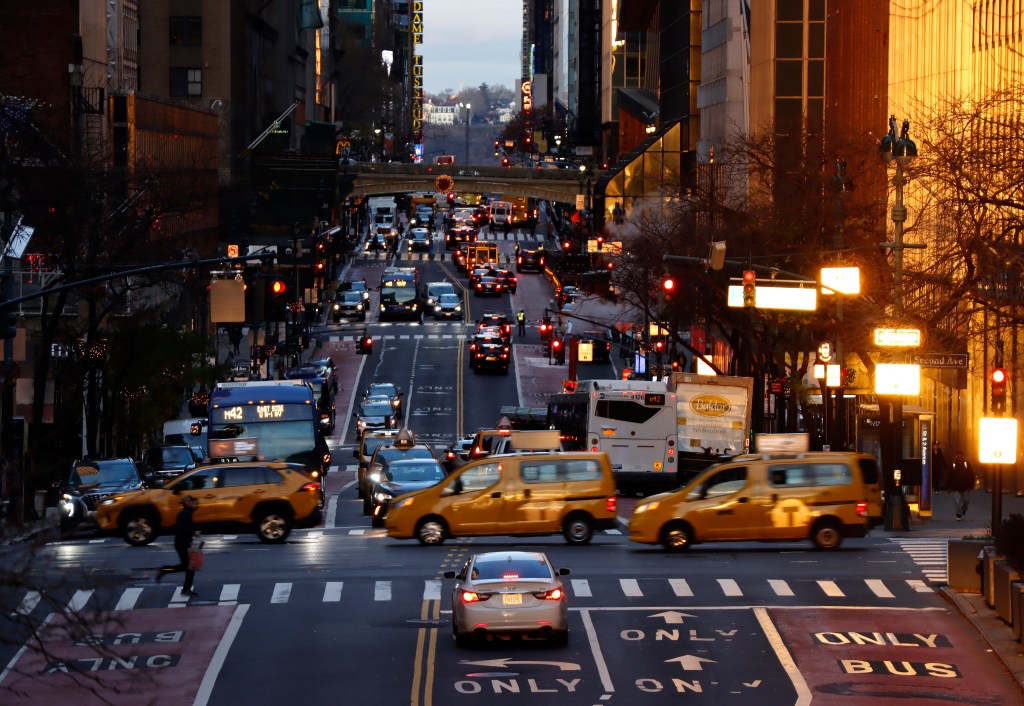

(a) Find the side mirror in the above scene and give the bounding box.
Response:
[443,571,456,579]
[558,567,571,576]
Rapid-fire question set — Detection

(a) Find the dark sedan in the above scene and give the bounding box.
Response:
[354,400,395,438]
[369,458,447,527]
[474,276,504,297]
[333,290,367,322]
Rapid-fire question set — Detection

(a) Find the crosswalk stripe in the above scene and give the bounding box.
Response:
[220,584,241,605]
[718,579,742,597]
[323,582,343,602]
[66,589,93,613]
[866,579,895,598]
[768,579,794,597]
[16,590,41,616]
[818,580,845,597]
[423,580,441,601]
[571,579,592,597]
[906,579,933,593]
[115,587,143,611]
[375,581,392,601]
[169,590,190,608]
[271,583,292,604]
[620,578,642,597]
[669,579,693,597]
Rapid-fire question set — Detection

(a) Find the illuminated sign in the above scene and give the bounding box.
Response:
[979,417,1018,464]
[727,285,817,311]
[875,364,921,395]
[522,80,532,111]
[210,404,311,424]
[820,267,861,295]
[644,393,666,406]
[873,328,921,347]
[209,438,259,459]
[411,1,423,44]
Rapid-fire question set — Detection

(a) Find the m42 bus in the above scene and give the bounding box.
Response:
[547,379,679,495]
[379,266,421,321]
[207,380,331,480]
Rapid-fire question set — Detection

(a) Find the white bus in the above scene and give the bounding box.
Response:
[547,379,680,495]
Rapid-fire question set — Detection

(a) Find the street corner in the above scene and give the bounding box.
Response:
[768,606,1020,705]
[1,605,245,706]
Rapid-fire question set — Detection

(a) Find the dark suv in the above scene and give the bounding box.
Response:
[517,248,546,273]
[59,458,146,533]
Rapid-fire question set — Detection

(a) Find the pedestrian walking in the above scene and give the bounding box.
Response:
[948,451,975,520]
[517,308,526,336]
[157,494,200,596]
[933,441,950,491]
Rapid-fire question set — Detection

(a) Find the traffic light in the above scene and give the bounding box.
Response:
[654,340,665,357]
[494,140,500,156]
[742,270,757,308]
[596,234,604,251]
[662,276,675,303]
[501,157,511,167]
[551,337,565,364]
[266,279,287,321]
[991,367,1007,413]
[356,334,373,355]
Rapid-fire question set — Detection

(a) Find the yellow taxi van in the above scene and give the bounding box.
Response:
[384,451,618,545]
[628,434,881,552]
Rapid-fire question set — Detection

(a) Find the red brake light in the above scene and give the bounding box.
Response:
[461,590,485,603]
[605,496,617,513]
[533,587,564,601]
[856,501,867,517]
[301,482,321,493]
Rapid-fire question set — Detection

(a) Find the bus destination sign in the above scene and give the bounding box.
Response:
[212,404,310,424]
[644,393,666,406]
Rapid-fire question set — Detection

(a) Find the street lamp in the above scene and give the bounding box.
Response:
[878,115,921,531]
[373,127,382,162]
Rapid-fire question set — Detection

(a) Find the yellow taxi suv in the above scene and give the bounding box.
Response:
[95,461,323,545]
[384,452,618,546]
[628,436,881,552]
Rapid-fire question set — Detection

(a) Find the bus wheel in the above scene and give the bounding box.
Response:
[121,510,158,546]
[416,517,447,546]
[661,522,693,552]
[563,514,594,545]
[256,510,292,543]
[811,519,843,550]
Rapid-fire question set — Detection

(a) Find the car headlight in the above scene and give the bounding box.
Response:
[435,306,441,312]
[455,305,462,312]
[357,420,367,429]
[635,501,659,514]
[374,491,394,503]
[356,303,364,311]
[379,304,385,311]
[391,399,400,408]
[333,303,340,311]
[368,471,382,484]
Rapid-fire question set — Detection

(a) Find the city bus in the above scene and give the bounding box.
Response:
[547,379,679,495]
[379,266,421,321]
[206,380,331,478]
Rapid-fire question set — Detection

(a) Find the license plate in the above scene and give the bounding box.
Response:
[486,356,497,361]
[502,593,522,606]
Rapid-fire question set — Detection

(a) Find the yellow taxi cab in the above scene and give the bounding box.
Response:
[628,434,881,552]
[385,451,618,546]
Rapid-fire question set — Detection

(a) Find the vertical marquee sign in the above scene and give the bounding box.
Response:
[410,2,424,161]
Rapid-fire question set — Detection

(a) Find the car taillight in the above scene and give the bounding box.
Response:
[856,501,867,517]
[446,451,455,460]
[605,496,617,513]
[532,587,564,601]
[461,590,491,603]
[301,482,321,494]
[476,283,482,289]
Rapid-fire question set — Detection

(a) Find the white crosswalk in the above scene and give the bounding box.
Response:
[9,576,935,617]
[888,537,949,582]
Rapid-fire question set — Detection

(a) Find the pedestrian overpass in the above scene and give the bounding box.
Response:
[345,162,600,203]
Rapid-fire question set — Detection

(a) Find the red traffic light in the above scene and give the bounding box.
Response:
[991,368,1007,385]
[662,277,675,292]
[655,340,665,352]
[552,339,561,349]
[271,280,286,295]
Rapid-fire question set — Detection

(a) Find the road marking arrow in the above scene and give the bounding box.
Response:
[743,680,762,688]
[649,610,696,624]
[666,655,717,671]
[460,658,581,672]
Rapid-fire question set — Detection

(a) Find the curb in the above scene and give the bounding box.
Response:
[939,586,1024,693]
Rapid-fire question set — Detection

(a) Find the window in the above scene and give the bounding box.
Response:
[594,399,661,424]
[169,68,202,97]
[693,466,747,499]
[173,469,221,491]
[169,16,202,46]
[223,466,274,487]
[455,463,500,492]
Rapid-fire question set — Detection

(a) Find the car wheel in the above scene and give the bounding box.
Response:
[256,510,292,543]
[811,520,843,550]
[121,510,159,546]
[562,514,594,545]
[416,517,447,546]
[661,522,693,552]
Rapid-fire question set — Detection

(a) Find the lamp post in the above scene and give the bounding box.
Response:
[458,102,471,163]
[878,115,920,530]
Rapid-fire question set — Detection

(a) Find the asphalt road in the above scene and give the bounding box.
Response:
[2,227,1022,705]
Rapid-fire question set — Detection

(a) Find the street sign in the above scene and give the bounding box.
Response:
[874,328,921,347]
[912,353,968,369]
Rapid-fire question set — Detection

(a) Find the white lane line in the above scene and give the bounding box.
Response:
[271,583,292,604]
[15,591,41,616]
[423,580,441,601]
[114,588,143,611]
[669,579,693,597]
[375,581,392,601]
[220,584,241,605]
[620,578,642,597]
[768,579,794,597]
[865,579,895,598]
[754,607,812,706]
[571,579,592,597]
[194,604,250,706]
[323,582,344,602]
[818,580,844,597]
[66,589,93,613]
[718,579,742,597]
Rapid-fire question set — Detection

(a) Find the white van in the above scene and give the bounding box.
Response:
[490,202,513,226]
